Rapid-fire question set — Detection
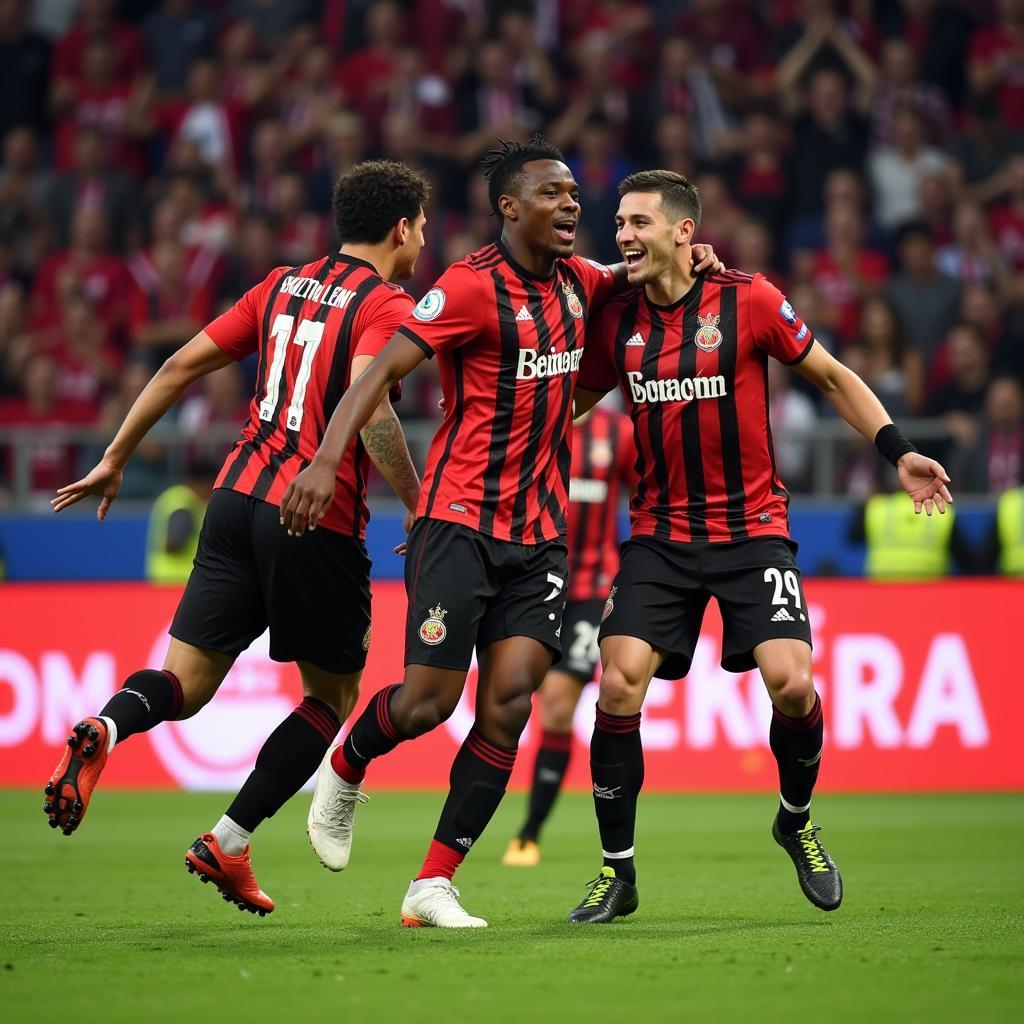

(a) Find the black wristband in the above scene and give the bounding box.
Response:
[874,424,917,467]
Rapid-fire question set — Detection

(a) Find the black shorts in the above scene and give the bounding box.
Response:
[170,488,372,675]
[599,535,812,678]
[558,599,605,683]
[403,518,568,671]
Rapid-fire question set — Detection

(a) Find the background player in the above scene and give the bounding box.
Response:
[280,137,722,928]
[44,160,429,916]
[566,170,953,924]
[502,405,635,867]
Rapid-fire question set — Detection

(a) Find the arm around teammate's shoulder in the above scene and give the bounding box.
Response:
[279,331,426,536]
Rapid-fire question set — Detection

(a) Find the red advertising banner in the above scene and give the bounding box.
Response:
[0,581,1019,791]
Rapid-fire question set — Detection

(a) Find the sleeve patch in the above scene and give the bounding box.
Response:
[413,287,445,322]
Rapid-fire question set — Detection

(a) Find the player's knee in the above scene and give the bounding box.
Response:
[598,663,645,714]
[541,696,576,733]
[765,665,815,716]
[393,694,456,737]
[491,688,534,739]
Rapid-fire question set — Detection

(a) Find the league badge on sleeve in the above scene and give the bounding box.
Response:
[779,300,797,324]
[413,288,446,322]
[694,313,723,352]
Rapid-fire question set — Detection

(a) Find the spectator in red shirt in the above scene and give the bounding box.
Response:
[968,0,1024,133]
[32,206,132,337]
[52,31,149,176]
[871,36,952,147]
[336,0,405,130]
[0,352,98,499]
[808,200,889,344]
[44,294,121,409]
[127,238,214,363]
[51,0,143,100]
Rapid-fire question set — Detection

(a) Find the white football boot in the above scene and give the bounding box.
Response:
[306,746,369,871]
[400,877,488,928]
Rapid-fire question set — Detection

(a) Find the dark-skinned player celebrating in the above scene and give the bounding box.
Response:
[280,137,722,928]
[565,170,953,924]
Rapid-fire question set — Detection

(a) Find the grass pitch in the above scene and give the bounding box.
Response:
[2,790,1021,1023]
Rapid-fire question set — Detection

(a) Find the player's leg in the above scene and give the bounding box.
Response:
[401,634,552,929]
[755,638,841,911]
[309,520,486,875]
[567,540,706,924]
[43,490,266,836]
[716,539,841,911]
[503,669,583,866]
[504,597,601,865]
[188,661,361,915]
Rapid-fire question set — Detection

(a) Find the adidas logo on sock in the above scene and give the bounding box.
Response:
[771,607,795,622]
[515,305,533,322]
[625,332,645,346]
[455,837,473,848]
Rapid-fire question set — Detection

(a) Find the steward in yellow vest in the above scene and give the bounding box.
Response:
[989,486,1024,576]
[146,463,215,584]
[863,491,957,580]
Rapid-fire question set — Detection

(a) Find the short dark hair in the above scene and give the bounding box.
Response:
[332,160,430,245]
[618,169,702,231]
[480,133,565,218]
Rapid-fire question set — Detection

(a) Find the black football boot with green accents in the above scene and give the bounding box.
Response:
[772,817,843,911]
[566,866,639,924]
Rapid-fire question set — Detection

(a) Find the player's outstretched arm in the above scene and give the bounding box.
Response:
[279,332,426,535]
[50,333,233,520]
[794,340,953,515]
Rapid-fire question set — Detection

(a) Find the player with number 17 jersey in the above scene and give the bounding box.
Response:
[208,254,412,539]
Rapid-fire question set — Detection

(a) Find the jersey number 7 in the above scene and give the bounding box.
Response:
[259,314,325,432]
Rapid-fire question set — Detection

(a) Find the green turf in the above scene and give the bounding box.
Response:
[2,790,1021,1023]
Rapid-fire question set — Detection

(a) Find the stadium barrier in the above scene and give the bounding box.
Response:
[1,580,1018,792]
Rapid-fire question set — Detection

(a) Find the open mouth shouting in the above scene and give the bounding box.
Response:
[553,217,577,244]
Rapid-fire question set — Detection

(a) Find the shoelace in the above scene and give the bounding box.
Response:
[796,825,829,873]
[582,875,614,908]
[326,787,369,816]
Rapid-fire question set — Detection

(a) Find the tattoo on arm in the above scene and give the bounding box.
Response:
[360,409,420,506]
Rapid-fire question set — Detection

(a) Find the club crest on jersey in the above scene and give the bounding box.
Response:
[694,313,723,352]
[419,604,448,645]
[413,287,445,322]
[562,282,584,319]
[602,586,617,622]
[362,624,372,651]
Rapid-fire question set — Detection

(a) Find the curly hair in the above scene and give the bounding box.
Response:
[480,133,565,219]
[618,169,702,231]
[332,160,431,245]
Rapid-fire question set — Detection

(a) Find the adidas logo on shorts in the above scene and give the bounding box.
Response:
[771,607,795,622]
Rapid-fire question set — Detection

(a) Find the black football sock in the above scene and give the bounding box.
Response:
[770,693,824,834]
[429,727,517,863]
[98,669,184,744]
[519,730,572,842]
[591,706,643,885]
[226,696,341,832]
[334,684,405,782]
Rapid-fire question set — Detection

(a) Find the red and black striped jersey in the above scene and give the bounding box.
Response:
[398,241,615,545]
[204,253,412,538]
[579,271,815,543]
[567,407,636,600]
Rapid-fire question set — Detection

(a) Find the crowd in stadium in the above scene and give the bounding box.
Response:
[0,0,1023,502]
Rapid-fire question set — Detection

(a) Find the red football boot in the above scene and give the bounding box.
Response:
[185,833,275,916]
[43,717,110,836]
